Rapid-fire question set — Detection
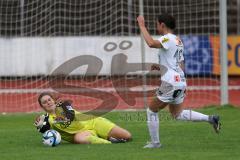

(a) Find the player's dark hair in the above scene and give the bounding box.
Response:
[38,92,55,107]
[158,14,176,30]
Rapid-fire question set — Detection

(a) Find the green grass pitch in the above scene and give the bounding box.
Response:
[0,105,240,160]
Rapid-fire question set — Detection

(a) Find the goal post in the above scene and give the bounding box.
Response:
[219,0,229,105]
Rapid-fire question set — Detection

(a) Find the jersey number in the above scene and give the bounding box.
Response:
[174,49,183,63]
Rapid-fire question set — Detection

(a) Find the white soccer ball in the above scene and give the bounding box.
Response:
[42,129,61,147]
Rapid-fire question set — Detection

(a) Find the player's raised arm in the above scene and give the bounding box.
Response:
[137,15,162,48]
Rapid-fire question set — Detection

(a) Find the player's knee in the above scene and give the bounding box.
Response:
[110,127,132,141]
[148,105,159,112]
[124,131,132,141]
[73,131,91,144]
[174,111,184,120]
[74,137,90,144]
[119,128,132,141]
[169,110,177,119]
[169,104,183,119]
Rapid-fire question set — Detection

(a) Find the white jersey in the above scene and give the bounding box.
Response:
[158,33,186,86]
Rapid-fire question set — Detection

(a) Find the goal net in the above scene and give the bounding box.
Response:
[0,0,238,113]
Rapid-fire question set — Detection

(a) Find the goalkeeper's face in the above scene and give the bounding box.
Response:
[40,95,56,113]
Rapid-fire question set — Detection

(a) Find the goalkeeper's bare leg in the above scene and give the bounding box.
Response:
[74,131,111,144]
[108,126,132,143]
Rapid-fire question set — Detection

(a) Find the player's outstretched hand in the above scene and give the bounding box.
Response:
[34,115,45,129]
[137,15,145,27]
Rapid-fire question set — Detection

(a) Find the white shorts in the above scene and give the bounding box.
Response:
[156,81,186,104]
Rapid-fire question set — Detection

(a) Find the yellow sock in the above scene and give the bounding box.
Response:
[87,135,111,144]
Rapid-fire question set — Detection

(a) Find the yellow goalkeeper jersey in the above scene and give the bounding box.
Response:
[48,110,94,134]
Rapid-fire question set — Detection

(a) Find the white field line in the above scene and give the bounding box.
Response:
[0,85,239,93]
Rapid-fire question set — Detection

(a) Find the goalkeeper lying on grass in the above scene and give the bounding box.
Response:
[34,92,132,144]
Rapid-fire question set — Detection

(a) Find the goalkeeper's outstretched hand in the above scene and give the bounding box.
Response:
[34,114,50,133]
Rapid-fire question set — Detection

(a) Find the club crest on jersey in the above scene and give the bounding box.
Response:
[174,75,180,82]
[162,37,169,43]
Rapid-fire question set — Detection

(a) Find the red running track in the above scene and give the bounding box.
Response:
[0,77,239,112]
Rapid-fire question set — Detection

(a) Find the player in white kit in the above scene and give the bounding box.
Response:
[137,14,221,148]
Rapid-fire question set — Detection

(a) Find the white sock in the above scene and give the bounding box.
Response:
[146,108,160,144]
[176,110,209,122]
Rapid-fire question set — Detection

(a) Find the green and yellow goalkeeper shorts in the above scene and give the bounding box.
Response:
[90,117,116,139]
[57,117,116,143]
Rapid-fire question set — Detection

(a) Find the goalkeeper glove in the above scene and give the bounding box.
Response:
[34,114,50,133]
